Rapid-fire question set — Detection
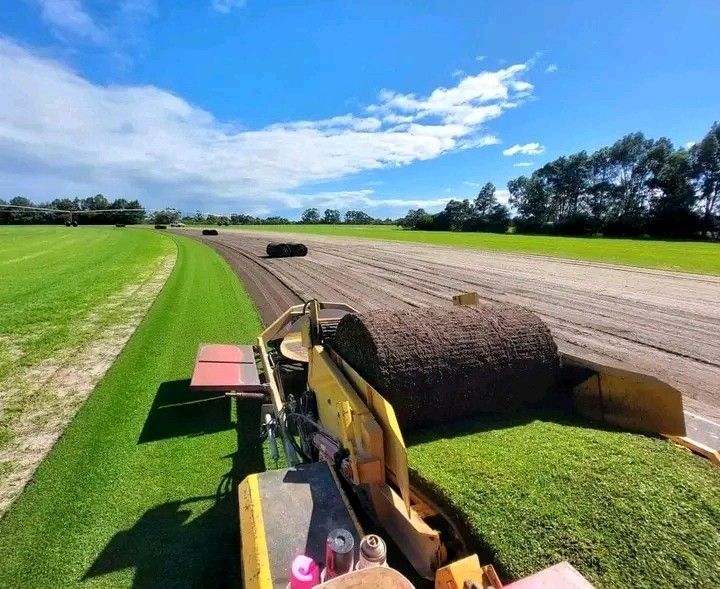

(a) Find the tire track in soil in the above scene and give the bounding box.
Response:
[190,229,720,423]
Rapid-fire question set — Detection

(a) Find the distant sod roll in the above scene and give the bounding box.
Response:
[331,304,559,432]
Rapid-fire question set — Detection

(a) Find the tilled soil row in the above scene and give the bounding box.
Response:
[192,229,720,421]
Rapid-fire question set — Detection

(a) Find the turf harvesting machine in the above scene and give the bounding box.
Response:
[189,294,706,589]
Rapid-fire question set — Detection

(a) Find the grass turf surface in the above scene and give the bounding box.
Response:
[407,411,720,589]
[0,233,263,587]
[228,224,720,276]
[0,226,173,465]
[0,226,172,382]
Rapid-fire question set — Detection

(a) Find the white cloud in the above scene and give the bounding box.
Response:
[282,190,451,212]
[211,0,246,13]
[463,181,481,187]
[684,141,696,149]
[503,142,545,156]
[35,0,108,44]
[495,189,511,205]
[370,64,532,129]
[545,64,558,73]
[475,55,486,62]
[451,69,466,78]
[513,161,534,167]
[0,39,536,211]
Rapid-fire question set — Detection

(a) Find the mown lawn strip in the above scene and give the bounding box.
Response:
[0,234,263,588]
[407,411,720,589]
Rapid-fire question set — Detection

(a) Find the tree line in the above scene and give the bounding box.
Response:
[0,195,145,224]
[403,122,720,238]
[5,122,718,238]
[181,208,394,226]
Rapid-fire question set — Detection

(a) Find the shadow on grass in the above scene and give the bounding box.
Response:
[84,382,265,587]
[138,379,234,443]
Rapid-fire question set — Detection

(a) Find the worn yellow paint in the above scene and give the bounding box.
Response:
[565,353,686,437]
[238,475,273,589]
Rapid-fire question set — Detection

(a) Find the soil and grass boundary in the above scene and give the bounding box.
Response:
[0,233,263,587]
[221,224,720,276]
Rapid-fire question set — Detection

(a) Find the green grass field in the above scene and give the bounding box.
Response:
[408,412,720,589]
[0,233,263,587]
[0,226,172,382]
[0,226,173,461]
[1,226,719,588]
[229,224,720,276]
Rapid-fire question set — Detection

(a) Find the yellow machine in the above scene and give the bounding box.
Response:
[224,296,702,589]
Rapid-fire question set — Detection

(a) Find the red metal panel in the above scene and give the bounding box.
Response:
[190,344,265,393]
[196,344,255,364]
[504,562,594,589]
[190,362,240,391]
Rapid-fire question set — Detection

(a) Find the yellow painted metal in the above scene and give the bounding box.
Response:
[366,484,444,580]
[669,436,720,466]
[434,555,503,589]
[332,350,411,515]
[238,474,273,589]
[308,346,444,579]
[308,346,385,484]
[564,353,686,437]
[319,567,414,588]
[452,291,480,306]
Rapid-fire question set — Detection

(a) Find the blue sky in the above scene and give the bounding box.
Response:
[1,1,718,218]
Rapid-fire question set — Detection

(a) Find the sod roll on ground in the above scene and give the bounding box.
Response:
[332,304,559,431]
[332,303,720,588]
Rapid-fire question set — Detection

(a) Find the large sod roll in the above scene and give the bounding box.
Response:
[331,304,559,432]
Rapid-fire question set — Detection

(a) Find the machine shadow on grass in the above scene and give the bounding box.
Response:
[83,381,265,588]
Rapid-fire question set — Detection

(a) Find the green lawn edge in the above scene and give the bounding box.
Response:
[408,412,720,589]
[0,232,263,588]
[224,224,720,276]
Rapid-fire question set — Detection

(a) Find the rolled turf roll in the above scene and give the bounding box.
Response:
[291,243,308,256]
[266,242,290,257]
[331,304,559,432]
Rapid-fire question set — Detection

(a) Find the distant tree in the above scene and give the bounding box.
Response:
[262,216,291,224]
[462,183,511,233]
[229,213,257,225]
[436,199,473,231]
[647,148,699,236]
[507,176,550,231]
[344,210,375,224]
[322,209,341,224]
[401,208,434,229]
[474,183,497,217]
[301,208,321,224]
[151,208,181,225]
[691,122,720,237]
[486,203,511,232]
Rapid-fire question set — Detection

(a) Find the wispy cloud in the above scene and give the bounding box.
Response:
[513,161,534,167]
[545,64,558,73]
[475,55,486,62]
[463,181,481,187]
[452,69,466,78]
[684,141,696,149]
[211,0,247,13]
[33,0,157,66]
[503,142,545,156]
[35,0,108,44]
[0,40,536,212]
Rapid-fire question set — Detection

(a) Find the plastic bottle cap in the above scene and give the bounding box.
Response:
[290,554,319,589]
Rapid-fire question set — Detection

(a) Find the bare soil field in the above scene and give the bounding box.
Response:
[190,229,720,424]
